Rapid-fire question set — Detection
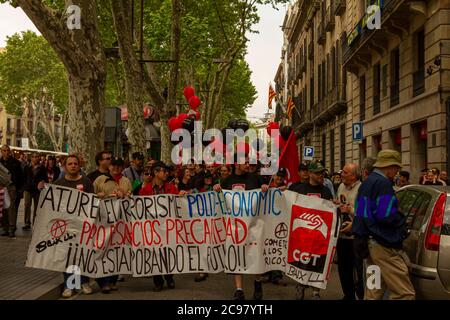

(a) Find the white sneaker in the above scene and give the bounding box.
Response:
[81,283,93,295]
[61,288,73,299]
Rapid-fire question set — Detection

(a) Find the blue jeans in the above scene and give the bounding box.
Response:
[63,272,89,289]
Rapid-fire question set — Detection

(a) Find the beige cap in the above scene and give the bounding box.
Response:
[373,149,402,168]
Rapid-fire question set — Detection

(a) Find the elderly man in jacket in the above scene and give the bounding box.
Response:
[352,150,415,300]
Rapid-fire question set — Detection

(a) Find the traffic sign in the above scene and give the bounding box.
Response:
[303,146,314,161]
[352,123,363,141]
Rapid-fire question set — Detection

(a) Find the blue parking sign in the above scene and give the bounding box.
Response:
[352,123,363,141]
[303,146,314,160]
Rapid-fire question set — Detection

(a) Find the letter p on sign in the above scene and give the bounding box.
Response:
[303,146,314,161]
[352,123,363,141]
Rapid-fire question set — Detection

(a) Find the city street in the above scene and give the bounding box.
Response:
[70,268,342,301]
[3,0,448,304]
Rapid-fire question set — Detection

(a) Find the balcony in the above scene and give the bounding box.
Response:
[390,82,399,107]
[317,22,326,45]
[294,109,314,133]
[413,69,425,97]
[312,85,347,125]
[334,0,346,16]
[343,0,417,71]
[325,6,335,32]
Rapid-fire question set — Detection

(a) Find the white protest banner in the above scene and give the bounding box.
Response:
[26,185,338,289]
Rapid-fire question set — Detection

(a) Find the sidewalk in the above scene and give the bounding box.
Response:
[0,203,62,300]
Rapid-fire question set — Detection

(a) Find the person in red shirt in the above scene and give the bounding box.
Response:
[139,161,187,291]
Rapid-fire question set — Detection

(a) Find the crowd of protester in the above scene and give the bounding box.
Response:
[1,144,442,301]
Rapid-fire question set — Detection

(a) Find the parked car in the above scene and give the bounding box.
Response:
[396,185,450,299]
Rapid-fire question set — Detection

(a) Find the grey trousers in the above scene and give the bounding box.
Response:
[2,186,17,234]
[24,191,40,227]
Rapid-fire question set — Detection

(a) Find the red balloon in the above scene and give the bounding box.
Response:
[188,96,201,110]
[184,87,195,101]
[267,121,280,137]
[168,116,178,132]
[177,113,188,129]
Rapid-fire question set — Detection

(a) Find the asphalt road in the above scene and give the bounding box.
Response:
[70,266,343,300]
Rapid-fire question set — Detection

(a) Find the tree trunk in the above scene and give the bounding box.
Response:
[17,0,107,172]
[67,74,105,172]
[162,0,182,164]
[159,112,172,164]
[110,0,146,155]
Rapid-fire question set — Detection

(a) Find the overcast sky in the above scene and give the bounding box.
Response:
[0,2,287,122]
[245,4,286,122]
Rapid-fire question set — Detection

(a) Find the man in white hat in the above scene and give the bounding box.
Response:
[352,149,415,300]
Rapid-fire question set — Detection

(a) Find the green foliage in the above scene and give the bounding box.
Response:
[0,31,68,115]
[35,122,55,151]
[218,59,257,127]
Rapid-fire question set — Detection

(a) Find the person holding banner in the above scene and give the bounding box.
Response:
[213,158,269,300]
[93,157,132,293]
[289,160,333,300]
[298,163,310,184]
[53,154,94,299]
[177,166,194,192]
[139,160,187,291]
[263,168,288,285]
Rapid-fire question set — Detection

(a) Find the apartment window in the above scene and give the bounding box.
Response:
[413,29,425,97]
[360,75,366,121]
[6,138,11,146]
[322,60,326,98]
[373,63,381,115]
[331,48,336,89]
[28,120,33,135]
[326,54,330,92]
[382,64,388,97]
[330,129,335,174]
[304,85,308,110]
[318,64,322,101]
[340,124,346,170]
[6,118,11,133]
[16,119,21,134]
[390,48,400,107]
[310,77,314,108]
[322,133,326,165]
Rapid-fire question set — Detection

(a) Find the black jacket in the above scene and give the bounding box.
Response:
[0,156,24,190]
[24,164,48,193]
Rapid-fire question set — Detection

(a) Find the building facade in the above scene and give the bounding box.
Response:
[0,102,66,151]
[277,0,450,183]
